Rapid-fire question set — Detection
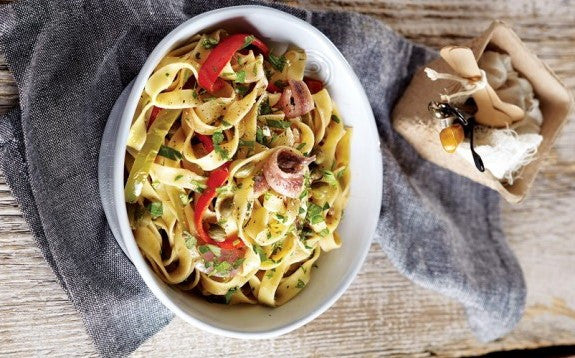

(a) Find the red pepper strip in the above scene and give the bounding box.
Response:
[196,134,214,152]
[304,77,324,94]
[198,34,270,92]
[193,163,245,249]
[147,106,161,129]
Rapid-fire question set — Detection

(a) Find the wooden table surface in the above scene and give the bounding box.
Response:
[1,0,575,357]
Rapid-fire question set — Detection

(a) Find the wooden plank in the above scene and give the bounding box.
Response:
[1,0,575,357]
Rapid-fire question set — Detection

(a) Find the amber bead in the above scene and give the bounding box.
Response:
[439,124,464,153]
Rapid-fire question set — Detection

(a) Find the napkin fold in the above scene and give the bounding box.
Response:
[0,0,525,356]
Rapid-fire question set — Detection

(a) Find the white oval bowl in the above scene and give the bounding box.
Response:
[99,5,382,339]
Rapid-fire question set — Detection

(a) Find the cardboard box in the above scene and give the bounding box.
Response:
[392,21,573,203]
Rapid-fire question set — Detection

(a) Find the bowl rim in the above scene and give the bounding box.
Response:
[112,4,382,339]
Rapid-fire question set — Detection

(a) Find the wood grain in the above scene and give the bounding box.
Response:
[1,0,575,357]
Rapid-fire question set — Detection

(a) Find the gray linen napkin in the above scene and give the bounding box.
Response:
[0,0,525,356]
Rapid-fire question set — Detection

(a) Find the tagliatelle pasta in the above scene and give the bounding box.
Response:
[124,29,351,306]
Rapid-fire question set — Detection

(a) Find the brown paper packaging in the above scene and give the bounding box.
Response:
[392,20,574,203]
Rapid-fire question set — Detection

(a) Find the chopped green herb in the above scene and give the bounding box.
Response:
[216,185,233,195]
[275,213,287,223]
[306,203,324,224]
[179,193,190,205]
[191,180,206,193]
[212,131,224,145]
[174,174,183,181]
[202,37,219,49]
[214,146,229,160]
[221,120,232,127]
[323,202,330,211]
[331,114,341,123]
[259,98,273,115]
[147,202,163,219]
[206,244,221,256]
[269,54,287,72]
[265,268,276,279]
[296,142,306,151]
[158,145,183,161]
[212,130,229,159]
[256,126,265,144]
[235,70,246,83]
[299,188,309,200]
[234,84,249,96]
[322,170,338,186]
[183,231,196,249]
[198,245,210,254]
[213,261,232,275]
[192,90,199,99]
[319,228,330,237]
[224,287,238,304]
[253,245,267,263]
[296,279,306,289]
[267,119,291,129]
[239,139,255,148]
[299,206,306,215]
[241,35,255,49]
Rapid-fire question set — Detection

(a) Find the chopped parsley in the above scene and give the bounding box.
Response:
[259,98,273,115]
[213,261,232,275]
[147,202,163,219]
[212,130,224,144]
[241,35,255,49]
[269,54,287,72]
[202,37,219,49]
[296,279,306,289]
[235,70,246,83]
[198,244,221,256]
[296,142,306,151]
[174,174,183,181]
[256,126,265,145]
[158,145,183,161]
[239,139,255,148]
[319,228,330,237]
[331,114,341,124]
[212,130,229,160]
[225,287,238,304]
[179,192,190,205]
[322,170,338,186]
[265,268,276,279]
[299,187,309,200]
[191,180,206,193]
[306,203,324,224]
[267,119,291,129]
[234,83,249,96]
[183,231,196,249]
[252,244,267,263]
